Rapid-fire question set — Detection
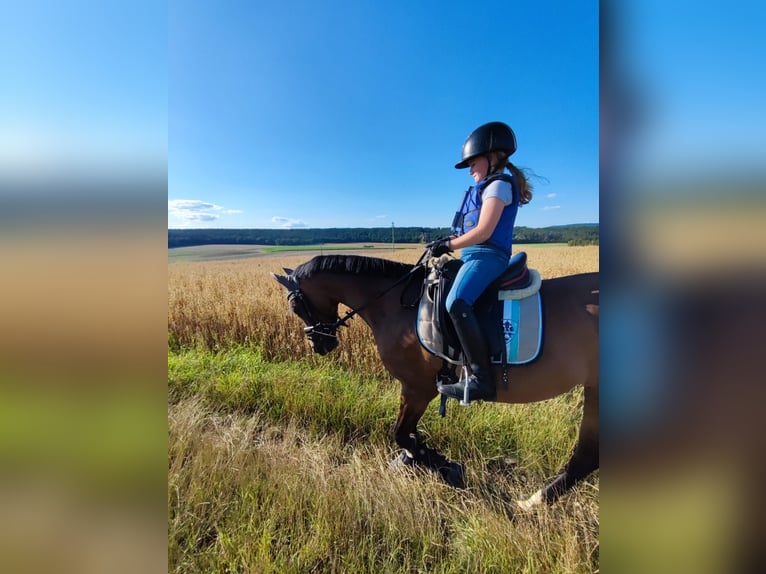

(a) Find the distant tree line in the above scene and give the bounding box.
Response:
[168,224,598,248]
[514,225,600,246]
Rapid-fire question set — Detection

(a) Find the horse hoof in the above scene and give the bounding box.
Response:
[515,489,544,512]
[389,451,415,470]
[438,461,466,489]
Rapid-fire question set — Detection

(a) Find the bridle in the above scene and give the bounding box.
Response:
[286,287,344,342]
[286,249,432,346]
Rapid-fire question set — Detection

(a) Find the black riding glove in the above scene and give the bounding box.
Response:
[427,238,453,257]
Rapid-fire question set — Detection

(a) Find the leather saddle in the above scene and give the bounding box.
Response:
[417,252,537,366]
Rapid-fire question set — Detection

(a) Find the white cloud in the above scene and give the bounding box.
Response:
[272,216,307,228]
[546,193,557,198]
[543,205,561,210]
[168,199,243,223]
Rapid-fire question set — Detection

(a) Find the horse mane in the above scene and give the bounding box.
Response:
[293,255,414,280]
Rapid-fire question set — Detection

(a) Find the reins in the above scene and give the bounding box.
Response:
[297,248,433,339]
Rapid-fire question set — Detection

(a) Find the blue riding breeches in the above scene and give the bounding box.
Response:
[445,245,510,312]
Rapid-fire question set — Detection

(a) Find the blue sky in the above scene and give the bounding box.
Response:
[611,1,766,182]
[168,1,599,229]
[3,2,763,230]
[1,1,166,183]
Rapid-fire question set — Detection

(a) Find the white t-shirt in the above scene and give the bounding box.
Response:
[481,178,514,206]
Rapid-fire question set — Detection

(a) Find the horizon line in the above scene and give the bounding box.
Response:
[168,222,599,231]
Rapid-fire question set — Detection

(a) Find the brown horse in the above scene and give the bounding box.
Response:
[272,253,599,509]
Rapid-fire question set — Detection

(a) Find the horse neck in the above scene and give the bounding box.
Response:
[312,273,399,323]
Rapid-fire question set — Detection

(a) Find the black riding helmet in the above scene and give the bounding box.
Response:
[454,121,517,169]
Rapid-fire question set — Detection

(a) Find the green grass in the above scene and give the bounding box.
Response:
[257,243,572,252]
[168,242,575,263]
[260,244,380,253]
[168,245,269,262]
[169,347,598,573]
[167,243,414,262]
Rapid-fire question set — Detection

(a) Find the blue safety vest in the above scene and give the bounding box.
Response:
[450,172,519,253]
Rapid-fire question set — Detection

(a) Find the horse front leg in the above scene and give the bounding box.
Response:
[391,388,465,488]
[517,384,599,510]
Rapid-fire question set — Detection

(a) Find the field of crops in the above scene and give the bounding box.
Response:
[169,245,600,573]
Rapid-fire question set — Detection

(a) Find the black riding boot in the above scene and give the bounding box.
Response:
[438,299,496,402]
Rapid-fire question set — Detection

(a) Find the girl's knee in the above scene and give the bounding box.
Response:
[445,292,458,313]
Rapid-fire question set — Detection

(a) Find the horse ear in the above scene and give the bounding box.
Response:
[271,272,293,290]
[282,267,294,276]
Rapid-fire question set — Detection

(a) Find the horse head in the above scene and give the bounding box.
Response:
[271,268,340,355]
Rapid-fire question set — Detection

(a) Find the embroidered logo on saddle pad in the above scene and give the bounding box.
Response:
[416,253,543,366]
[495,277,542,364]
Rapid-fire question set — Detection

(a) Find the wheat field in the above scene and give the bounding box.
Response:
[168,245,598,366]
[168,245,600,573]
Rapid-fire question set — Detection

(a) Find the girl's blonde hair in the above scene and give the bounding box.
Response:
[488,152,533,205]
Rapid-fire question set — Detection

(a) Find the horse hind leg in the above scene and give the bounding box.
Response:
[517,384,599,510]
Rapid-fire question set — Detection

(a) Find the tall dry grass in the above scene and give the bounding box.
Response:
[169,395,599,573]
[168,245,600,573]
[168,245,599,370]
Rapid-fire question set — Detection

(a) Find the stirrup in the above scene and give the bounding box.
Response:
[438,366,495,405]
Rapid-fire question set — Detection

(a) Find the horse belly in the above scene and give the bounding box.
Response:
[493,335,595,404]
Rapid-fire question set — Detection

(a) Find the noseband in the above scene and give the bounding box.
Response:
[286,288,344,341]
